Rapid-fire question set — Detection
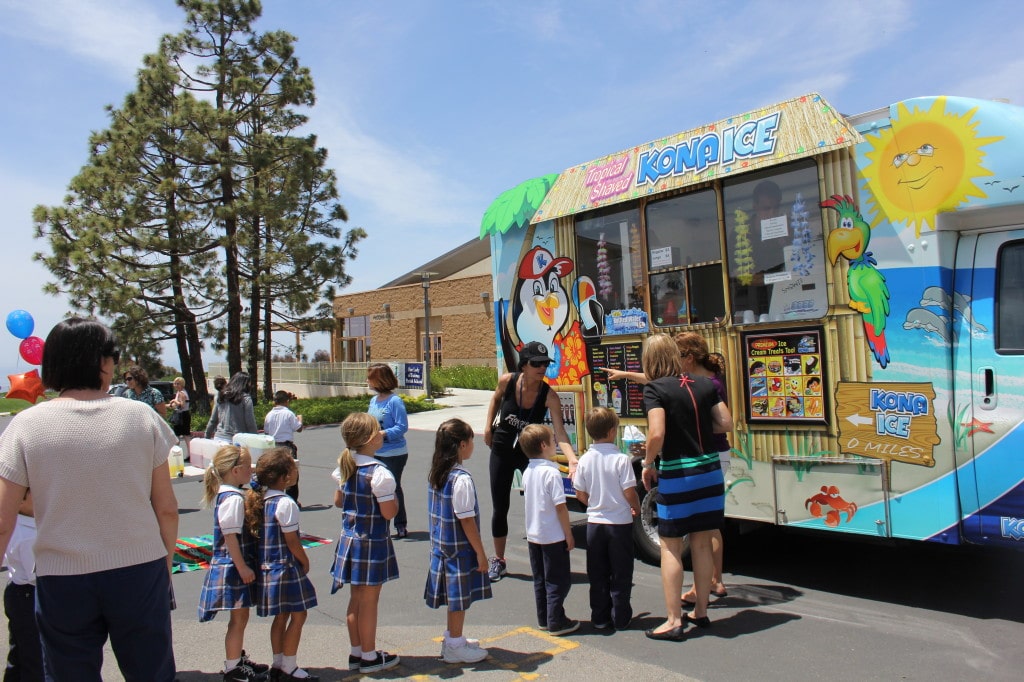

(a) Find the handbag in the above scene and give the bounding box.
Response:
[169,410,183,427]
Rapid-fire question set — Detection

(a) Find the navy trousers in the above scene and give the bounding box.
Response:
[528,540,572,628]
[35,558,174,682]
[585,522,634,628]
[4,582,42,682]
[377,454,409,529]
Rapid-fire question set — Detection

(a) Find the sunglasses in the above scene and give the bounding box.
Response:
[124,376,134,382]
[528,360,549,368]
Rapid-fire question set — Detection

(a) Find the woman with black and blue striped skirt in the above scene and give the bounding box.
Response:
[639,333,733,642]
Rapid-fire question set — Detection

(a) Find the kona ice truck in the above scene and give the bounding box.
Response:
[483,92,1024,562]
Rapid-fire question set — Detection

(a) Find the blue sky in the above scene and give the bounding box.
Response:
[2,0,1023,386]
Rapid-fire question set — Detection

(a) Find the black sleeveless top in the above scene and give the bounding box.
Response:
[491,372,551,456]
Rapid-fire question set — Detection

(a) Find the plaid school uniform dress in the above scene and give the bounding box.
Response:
[256,493,318,616]
[423,467,492,612]
[330,462,399,591]
[198,489,257,621]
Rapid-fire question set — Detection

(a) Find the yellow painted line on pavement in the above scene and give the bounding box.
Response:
[406,625,579,679]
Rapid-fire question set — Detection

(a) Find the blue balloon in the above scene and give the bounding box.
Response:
[5,310,34,340]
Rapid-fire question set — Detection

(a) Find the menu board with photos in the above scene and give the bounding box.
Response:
[586,340,646,418]
[741,328,827,425]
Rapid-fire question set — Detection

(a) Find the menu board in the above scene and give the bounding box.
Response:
[586,340,646,418]
[741,328,827,425]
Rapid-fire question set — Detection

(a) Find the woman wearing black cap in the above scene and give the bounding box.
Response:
[483,341,578,582]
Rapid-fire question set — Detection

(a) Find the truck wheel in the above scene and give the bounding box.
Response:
[632,483,691,565]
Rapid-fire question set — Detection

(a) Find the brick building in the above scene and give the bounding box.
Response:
[332,238,495,368]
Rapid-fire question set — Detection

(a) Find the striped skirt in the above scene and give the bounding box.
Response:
[423,550,492,612]
[257,561,318,617]
[197,561,257,622]
[656,452,724,538]
[330,534,399,591]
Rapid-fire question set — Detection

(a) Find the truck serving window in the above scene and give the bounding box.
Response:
[645,188,725,326]
[997,241,1024,353]
[573,205,643,337]
[722,159,828,323]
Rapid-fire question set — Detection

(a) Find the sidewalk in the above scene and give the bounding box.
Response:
[407,387,493,433]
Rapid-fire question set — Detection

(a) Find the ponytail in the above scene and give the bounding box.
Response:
[338,412,379,482]
[201,445,243,508]
[429,418,473,490]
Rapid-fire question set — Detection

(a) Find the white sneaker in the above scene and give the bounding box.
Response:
[442,641,489,664]
[439,638,480,657]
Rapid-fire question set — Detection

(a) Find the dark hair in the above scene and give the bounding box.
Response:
[519,424,553,458]
[41,317,119,391]
[367,363,398,392]
[124,365,150,389]
[222,372,250,405]
[753,179,782,206]
[429,419,474,490]
[273,390,292,405]
[244,448,295,538]
[585,407,618,441]
[213,375,227,392]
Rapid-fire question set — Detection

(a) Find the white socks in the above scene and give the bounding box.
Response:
[224,657,240,671]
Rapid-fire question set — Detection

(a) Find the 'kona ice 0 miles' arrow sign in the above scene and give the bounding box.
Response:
[834,382,939,475]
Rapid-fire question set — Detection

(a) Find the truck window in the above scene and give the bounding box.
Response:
[645,188,725,325]
[574,204,643,337]
[722,159,828,322]
[997,241,1024,353]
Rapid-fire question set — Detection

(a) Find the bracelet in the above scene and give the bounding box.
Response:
[642,461,656,470]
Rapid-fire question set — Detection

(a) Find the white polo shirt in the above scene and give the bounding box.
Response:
[523,458,567,544]
[572,442,636,525]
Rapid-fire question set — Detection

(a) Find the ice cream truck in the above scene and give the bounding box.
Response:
[482,92,1024,562]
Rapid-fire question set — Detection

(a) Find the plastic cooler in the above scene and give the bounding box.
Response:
[187,438,221,469]
[233,433,277,461]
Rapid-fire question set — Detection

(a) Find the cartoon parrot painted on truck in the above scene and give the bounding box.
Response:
[822,195,891,368]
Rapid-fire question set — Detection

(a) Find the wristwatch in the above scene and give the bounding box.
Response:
[642,461,656,470]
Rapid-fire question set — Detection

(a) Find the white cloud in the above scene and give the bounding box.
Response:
[0,0,173,80]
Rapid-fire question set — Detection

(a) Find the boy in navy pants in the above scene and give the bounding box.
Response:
[520,424,578,636]
[572,408,641,630]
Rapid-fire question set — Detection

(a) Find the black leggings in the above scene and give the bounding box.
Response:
[489,446,529,539]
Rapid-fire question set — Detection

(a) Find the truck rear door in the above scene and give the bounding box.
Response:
[956,228,1024,547]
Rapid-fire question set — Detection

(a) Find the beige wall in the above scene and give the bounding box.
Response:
[334,273,495,367]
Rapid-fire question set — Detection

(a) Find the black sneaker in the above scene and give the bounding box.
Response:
[240,651,270,675]
[278,668,318,682]
[548,619,580,636]
[348,654,362,670]
[223,662,268,682]
[359,651,400,673]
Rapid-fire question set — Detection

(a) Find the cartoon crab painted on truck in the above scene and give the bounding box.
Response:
[805,485,858,527]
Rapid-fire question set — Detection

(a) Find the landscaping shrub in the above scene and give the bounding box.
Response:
[431,365,498,393]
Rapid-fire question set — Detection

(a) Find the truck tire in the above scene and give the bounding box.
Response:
[632,482,692,565]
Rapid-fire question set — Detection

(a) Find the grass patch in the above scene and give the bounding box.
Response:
[432,365,498,393]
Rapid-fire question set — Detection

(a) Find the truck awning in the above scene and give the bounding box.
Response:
[530,92,862,224]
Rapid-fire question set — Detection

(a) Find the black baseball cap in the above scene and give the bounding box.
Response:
[519,341,553,367]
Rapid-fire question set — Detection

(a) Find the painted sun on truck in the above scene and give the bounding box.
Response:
[483,92,1024,562]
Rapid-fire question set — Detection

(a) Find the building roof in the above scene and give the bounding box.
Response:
[381,237,490,287]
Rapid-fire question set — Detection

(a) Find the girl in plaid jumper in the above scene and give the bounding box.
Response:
[425,419,492,665]
[329,413,401,673]
[198,445,270,681]
[246,449,318,681]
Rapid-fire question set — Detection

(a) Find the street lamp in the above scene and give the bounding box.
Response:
[419,271,438,400]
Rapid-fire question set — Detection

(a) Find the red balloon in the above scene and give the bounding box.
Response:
[6,370,45,403]
[19,336,45,365]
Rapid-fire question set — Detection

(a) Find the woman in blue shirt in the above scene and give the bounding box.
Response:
[366,363,410,538]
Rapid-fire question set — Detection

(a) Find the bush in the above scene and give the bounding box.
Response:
[431,365,498,393]
[193,394,442,432]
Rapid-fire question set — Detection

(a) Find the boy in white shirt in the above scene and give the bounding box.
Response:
[264,391,304,506]
[572,408,641,630]
[3,489,41,679]
[519,424,578,636]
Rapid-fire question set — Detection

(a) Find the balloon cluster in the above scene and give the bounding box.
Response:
[788,193,815,277]
[733,209,754,285]
[5,310,46,403]
[596,232,613,299]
